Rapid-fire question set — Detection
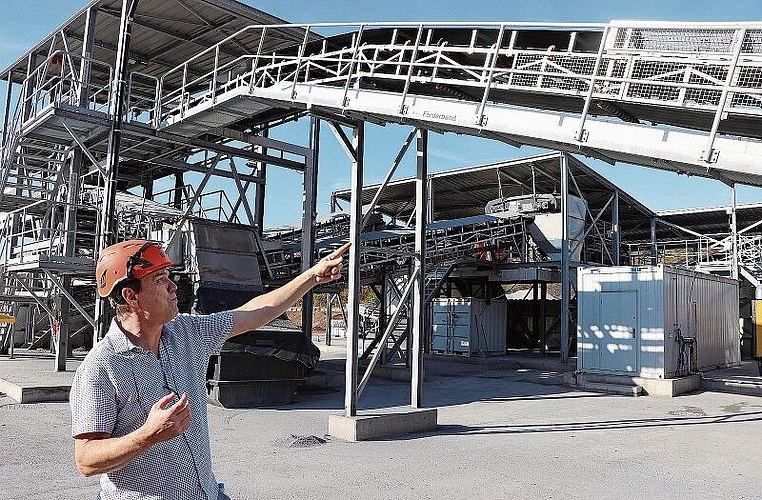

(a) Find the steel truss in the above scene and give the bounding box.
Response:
[159,21,762,186]
[0,3,313,369]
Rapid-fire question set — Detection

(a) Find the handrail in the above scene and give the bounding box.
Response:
[150,185,239,223]
[1,50,113,198]
[125,71,160,124]
[0,200,90,266]
[155,21,762,137]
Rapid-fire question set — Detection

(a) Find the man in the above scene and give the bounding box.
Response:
[70,239,349,499]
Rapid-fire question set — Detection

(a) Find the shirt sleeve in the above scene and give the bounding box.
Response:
[184,310,234,358]
[70,360,117,438]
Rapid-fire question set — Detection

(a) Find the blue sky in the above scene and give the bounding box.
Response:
[2,1,762,226]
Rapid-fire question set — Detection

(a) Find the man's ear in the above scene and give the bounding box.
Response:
[122,286,138,305]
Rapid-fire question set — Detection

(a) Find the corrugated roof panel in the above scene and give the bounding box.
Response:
[333,153,655,240]
[1,0,309,91]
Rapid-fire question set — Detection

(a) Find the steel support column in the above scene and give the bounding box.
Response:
[95,0,139,340]
[77,6,98,107]
[411,128,428,407]
[22,52,37,122]
[532,281,539,352]
[173,171,184,209]
[539,282,547,356]
[142,175,153,199]
[426,176,435,223]
[380,272,387,356]
[301,117,320,340]
[345,121,364,417]
[325,293,332,347]
[612,190,620,266]
[730,184,738,280]
[55,149,84,371]
[2,72,11,145]
[560,153,571,364]
[55,276,72,371]
[650,218,658,266]
[254,129,268,235]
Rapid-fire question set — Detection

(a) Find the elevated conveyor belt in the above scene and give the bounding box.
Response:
[159,21,762,186]
[263,213,526,281]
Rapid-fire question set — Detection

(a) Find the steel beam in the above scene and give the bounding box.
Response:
[2,71,11,145]
[360,127,417,230]
[612,190,620,266]
[56,148,85,369]
[275,82,762,186]
[325,293,333,347]
[77,6,98,108]
[344,121,364,417]
[95,0,139,340]
[146,156,264,185]
[165,153,220,250]
[702,27,746,163]
[228,158,254,224]
[650,218,658,266]
[731,185,738,280]
[575,26,611,142]
[60,119,107,178]
[301,117,319,343]
[540,282,547,356]
[173,170,184,209]
[411,128,428,408]
[560,153,570,365]
[253,129,268,235]
[358,268,418,396]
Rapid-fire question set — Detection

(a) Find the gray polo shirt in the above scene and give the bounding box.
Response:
[70,312,233,500]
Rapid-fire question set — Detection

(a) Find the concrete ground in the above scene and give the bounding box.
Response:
[2,344,762,499]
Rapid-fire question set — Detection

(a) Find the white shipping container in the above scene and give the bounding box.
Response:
[431,297,507,356]
[577,265,740,378]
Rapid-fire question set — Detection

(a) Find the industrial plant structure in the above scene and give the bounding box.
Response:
[2,0,762,412]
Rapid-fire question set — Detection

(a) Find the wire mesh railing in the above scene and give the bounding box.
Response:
[626,233,762,273]
[157,21,762,136]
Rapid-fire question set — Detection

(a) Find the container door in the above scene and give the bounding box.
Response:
[450,301,472,354]
[600,291,637,373]
[431,301,449,352]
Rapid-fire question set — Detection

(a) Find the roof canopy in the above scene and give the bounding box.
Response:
[332,152,656,241]
[1,0,309,93]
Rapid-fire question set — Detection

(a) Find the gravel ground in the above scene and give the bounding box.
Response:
[2,359,762,499]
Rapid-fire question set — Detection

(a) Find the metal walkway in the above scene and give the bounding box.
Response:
[159,21,762,186]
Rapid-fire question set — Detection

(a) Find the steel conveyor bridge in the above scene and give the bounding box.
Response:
[158,20,762,187]
[262,212,527,282]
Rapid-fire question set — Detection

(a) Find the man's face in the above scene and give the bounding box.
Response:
[135,269,179,324]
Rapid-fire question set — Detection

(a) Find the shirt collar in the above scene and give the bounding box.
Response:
[106,318,172,354]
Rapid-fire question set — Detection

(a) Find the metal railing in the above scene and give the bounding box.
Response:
[627,233,762,272]
[125,72,160,124]
[0,51,113,200]
[156,21,762,139]
[152,184,240,223]
[14,50,113,125]
[0,199,96,267]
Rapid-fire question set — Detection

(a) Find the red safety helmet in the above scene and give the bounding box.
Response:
[95,240,174,298]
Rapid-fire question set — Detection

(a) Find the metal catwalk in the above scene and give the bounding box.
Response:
[157,21,762,186]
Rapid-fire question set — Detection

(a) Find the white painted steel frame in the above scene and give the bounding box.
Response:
[158,20,762,186]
